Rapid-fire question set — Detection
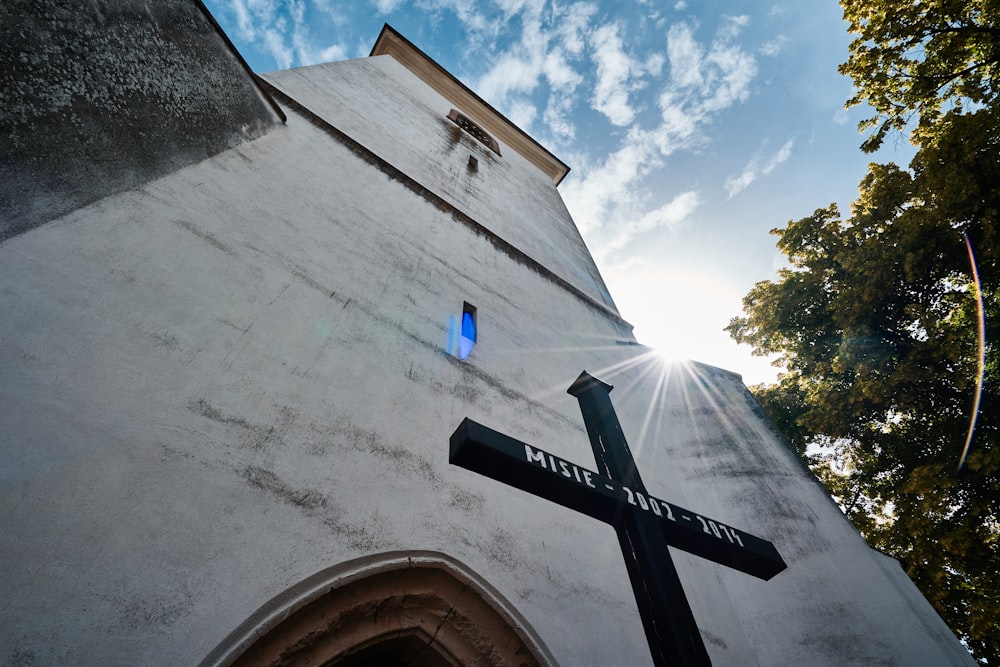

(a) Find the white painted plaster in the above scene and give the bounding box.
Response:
[261,56,616,311]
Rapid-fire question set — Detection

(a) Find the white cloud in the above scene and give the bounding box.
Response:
[477,53,543,102]
[562,129,701,258]
[230,0,256,40]
[649,19,757,153]
[507,99,538,130]
[543,48,583,89]
[724,171,755,198]
[557,2,598,56]
[261,25,293,70]
[665,19,757,113]
[224,0,294,70]
[471,0,595,145]
[562,138,657,237]
[650,93,698,151]
[542,48,584,140]
[563,14,759,259]
[317,43,347,62]
[605,190,700,252]
[218,0,351,70]
[667,22,704,89]
[644,52,666,78]
[288,0,311,66]
[590,23,639,125]
[725,138,795,197]
[700,48,756,111]
[372,0,406,13]
[759,35,786,57]
[416,0,491,36]
[312,0,348,23]
[495,0,543,15]
[763,138,795,170]
[719,14,751,40]
[541,4,596,140]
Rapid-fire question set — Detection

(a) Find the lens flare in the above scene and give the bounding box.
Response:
[957,232,986,474]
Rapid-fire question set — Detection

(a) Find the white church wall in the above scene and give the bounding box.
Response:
[0,107,646,666]
[258,56,617,312]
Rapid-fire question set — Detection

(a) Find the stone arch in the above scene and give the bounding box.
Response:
[201,551,556,667]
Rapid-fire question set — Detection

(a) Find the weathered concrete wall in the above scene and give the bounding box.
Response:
[0,0,281,240]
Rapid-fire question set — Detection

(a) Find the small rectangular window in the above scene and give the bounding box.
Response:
[459,302,477,360]
[447,302,478,360]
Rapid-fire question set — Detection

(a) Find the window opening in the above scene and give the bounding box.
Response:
[459,303,477,360]
[447,109,501,155]
[447,302,477,360]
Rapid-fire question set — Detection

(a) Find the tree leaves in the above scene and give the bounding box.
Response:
[729,4,1000,656]
[840,0,1000,152]
[733,170,999,657]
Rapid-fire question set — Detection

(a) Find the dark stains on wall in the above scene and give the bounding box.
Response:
[188,395,492,552]
[172,218,238,257]
[0,0,281,239]
[241,465,328,511]
[97,588,191,631]
[189,398,284,452]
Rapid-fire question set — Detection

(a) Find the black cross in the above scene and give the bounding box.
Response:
[449,371,786,667]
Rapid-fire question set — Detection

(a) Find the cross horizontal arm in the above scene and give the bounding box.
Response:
[449,418,787,581]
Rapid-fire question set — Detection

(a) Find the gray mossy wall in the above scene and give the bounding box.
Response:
[0,0,281,240]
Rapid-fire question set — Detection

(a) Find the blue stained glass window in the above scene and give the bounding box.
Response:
[446,302,477,360]
[459,309,477,360]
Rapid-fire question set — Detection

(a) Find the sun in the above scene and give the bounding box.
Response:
[648,342,685,364]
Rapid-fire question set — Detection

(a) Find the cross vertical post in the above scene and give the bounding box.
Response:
[568,372,712,667]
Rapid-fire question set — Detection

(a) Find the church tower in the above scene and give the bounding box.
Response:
[0,4,975,665]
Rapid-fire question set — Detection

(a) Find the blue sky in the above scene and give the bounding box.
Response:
[204,0,910,385]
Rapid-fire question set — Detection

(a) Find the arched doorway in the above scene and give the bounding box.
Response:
[201,551,555,667]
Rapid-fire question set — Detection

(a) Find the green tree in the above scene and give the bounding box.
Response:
[729,159,999,660]
[729,1,1000,660]
[840,0,1000,152]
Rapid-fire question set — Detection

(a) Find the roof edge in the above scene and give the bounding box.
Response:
[195,0,286,124]
[370,24,570,185]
